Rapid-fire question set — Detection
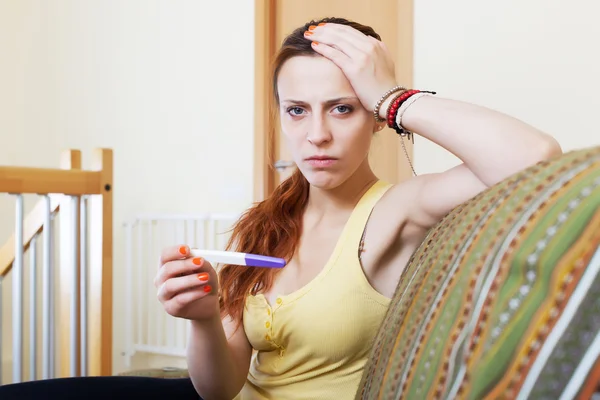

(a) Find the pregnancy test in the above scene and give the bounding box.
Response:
[189,249,286,268]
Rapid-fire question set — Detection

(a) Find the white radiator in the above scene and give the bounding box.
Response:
[122,213,239,368]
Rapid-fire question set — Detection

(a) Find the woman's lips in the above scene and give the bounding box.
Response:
[305,156,337,168]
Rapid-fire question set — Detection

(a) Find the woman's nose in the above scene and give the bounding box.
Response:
[306,118,332,145]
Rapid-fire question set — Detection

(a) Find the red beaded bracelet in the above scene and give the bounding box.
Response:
[387,89,420,128]
[386,89,437,136]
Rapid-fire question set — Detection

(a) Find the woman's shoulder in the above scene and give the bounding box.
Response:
[369,178,420,224]
[359,179,429,296]
[368,177,436,252]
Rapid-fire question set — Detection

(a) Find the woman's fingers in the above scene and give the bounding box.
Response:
[305,24,364,59]
[166,288,213,315]
[155,245,220,320]
[317,23,377,53]
[157,270,212,303]
[304,22,398,112]
[154,256,205,287]
[305,23,379,59]
[309,41,350,70]
[160,244,189,265]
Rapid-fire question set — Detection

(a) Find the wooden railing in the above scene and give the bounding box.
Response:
[0,148,113,385]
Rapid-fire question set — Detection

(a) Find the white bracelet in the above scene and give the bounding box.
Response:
[395,92,434,130]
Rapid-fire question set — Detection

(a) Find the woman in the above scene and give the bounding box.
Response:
[155,17,561,400]
[0,16,561,400]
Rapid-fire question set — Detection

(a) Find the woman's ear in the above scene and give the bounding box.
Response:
[374,123,385,132]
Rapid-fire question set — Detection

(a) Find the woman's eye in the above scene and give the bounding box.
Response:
[334,105,352,114]
[287,107,304,116]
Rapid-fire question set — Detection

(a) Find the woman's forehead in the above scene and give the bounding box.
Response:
[277,55,355,101]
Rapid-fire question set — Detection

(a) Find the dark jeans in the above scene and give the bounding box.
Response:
[0,376,201,399]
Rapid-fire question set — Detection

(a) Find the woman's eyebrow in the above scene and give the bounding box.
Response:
[281,96,359,106]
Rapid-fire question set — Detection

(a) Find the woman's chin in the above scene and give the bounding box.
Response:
[304,170,344,190]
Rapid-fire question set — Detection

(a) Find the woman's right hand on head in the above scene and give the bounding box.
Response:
[154,245,220,322]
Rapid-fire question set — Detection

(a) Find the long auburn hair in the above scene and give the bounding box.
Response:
[217,17,382,326]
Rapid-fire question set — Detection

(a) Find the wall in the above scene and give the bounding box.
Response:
[412,0,600,174]
[0,0,255,380]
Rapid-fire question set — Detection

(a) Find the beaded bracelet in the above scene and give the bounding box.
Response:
[386,89,437,136]
[387,90,420,129]
[373,85,405,123]
[384,90,420,137]
[384,92,406,127]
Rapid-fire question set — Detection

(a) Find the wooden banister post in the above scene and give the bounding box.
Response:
[58,150,82,378]
[88,148,113,376]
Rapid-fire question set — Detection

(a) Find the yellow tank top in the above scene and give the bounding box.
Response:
[235,180,393,400]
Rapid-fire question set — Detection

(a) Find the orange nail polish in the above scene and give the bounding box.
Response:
[192,257,203,266]
[203,285,212,293]
[308,25,316,31]
[179,246,188,255]
[304,31,313,36]
[318,22,326,26]
[312,41,319,46]
[197,272,209,281]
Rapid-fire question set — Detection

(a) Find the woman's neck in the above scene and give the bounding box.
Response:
[305,162,378,217]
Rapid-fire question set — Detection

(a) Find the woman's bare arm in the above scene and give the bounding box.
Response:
[154,245,252,400]
[304,22,563,229]
[187,313,252,400]
[388,95,562,228]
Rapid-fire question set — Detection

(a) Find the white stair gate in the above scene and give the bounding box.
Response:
[123,213,239,367]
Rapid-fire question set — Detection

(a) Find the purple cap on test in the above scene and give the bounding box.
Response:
[244,254,286,268]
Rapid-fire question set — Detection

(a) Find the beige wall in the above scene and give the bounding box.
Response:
[0,0,255,380]
[412,0,600,174]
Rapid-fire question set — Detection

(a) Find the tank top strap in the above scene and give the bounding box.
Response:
[338,180,393,254]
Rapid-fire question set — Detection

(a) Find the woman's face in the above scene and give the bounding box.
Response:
[276,55,379,189]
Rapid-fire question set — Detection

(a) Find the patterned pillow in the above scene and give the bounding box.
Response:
[356,146,600,399]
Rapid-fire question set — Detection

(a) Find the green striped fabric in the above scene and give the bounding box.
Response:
[356,146,600,399]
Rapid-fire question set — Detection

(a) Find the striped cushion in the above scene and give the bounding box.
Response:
[357,146,600,399]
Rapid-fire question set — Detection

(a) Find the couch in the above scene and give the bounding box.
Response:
[356,145,600,399]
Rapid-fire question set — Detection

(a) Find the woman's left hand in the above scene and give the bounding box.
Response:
[304,23,399,114]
